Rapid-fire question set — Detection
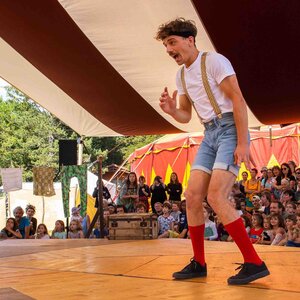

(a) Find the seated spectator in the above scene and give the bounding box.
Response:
[281,162,296,186]
[108,203,116,215]
[117,172,139,213]
[36,224,50,239]
[25,204,37,238]
[204,207,218,241]
[136,203,147,213]
[93,180,112,208]
[252,195,264,214]
[257,216,273,245]
[273,163,296,198]
[288,161,297,178]
[285,201,296,215]
[249,214,264,244]
[296,201,300,214]
[13,206,30,239]
[270,213,286,245]
[166,172,182,203]
[240,199,252,221]
[51,220,66,239]
[70,206,83,223]
[170,202,181,223]
[295,179,300,201]
[241,215,251,235]
[0,218,21,239]
[261,168,274,191]
[231,183,244,199]
[81,211,91,238]
[68,220,84,239]
[178,200,188,233]
[138,175,150,212]
[270,201,284,215]
[215,215,229,241]
[93,218,109,239]
[157,202,175,238]
[153,202,163,217]
[259,166,268,182]
[271,165,282,199]
[229,196,243,216]
[150,176,167,213]
[281,189,295,207]
[285,214,298,247]
[116,205,126,214]
[286,213,300,247]
[260,190,272,215]
[244,168,261,211]
[238,171,248,196]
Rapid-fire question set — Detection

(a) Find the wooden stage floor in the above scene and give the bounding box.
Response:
[0,239,299,300]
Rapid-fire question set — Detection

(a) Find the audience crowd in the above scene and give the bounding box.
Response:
[1,163,300,247]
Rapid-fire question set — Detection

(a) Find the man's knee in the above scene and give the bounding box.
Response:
[184,189,204,209]
[207,187,221,207]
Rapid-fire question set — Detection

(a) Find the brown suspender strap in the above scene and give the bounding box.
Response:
[201,52,222,118]
[180,66,203,123]
[180,52,223,122]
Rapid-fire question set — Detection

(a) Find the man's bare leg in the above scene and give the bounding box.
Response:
[173,170,210,279]
[207,169,270,285]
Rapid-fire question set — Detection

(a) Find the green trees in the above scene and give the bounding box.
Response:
[0,86,160,182]
[0,86,76,181]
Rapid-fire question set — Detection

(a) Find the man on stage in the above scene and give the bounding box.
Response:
[156,18,269,285]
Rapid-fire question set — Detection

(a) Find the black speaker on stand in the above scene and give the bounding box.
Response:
[59,140,78,166]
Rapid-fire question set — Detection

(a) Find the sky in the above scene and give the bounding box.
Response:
[0,77,9,99]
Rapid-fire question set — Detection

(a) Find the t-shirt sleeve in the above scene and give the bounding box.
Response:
[176,68,185,95]
[207,53,236,85]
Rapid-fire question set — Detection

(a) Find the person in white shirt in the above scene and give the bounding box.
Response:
[156,17,269,285]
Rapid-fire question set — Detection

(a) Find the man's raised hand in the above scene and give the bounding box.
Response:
[159,87,177,116]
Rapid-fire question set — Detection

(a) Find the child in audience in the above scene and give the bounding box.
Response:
[158,202,175,238]
[71,206,83,223]
[270,213,286,245]
[203,207,218,241]
[285,201,296,215]
[286,214,300,247]
[170,202,181,223]
[68,220,84,239]
[51,220,67,239]
[257,216,273,245]
[249,214,264,243]
[136,203,147,213]
[0,218,22,239]
[36,224,50,239]
[93,220,109,239]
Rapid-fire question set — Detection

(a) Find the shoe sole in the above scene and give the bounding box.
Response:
[173,272,207,280]
[227,269,270,285]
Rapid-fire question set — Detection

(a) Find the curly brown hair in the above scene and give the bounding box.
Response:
[155,17,197,42]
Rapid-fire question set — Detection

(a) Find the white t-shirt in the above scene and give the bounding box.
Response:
[176,51,236,122]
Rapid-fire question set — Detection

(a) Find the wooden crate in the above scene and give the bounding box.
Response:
[108,213,158,240]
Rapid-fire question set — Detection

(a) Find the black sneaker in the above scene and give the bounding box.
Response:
[227,262,270,285]
[173,258,207,279]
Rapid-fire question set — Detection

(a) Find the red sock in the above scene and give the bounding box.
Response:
[225,218,262,265]
[188,224,205,266]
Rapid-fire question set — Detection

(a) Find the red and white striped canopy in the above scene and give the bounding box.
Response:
[0,1,299,136]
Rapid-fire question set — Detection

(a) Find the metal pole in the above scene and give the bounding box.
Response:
[85,156,105,238]
[77,137,83,165]
[97,156,105,238]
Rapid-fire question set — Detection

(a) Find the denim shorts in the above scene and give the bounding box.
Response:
[192,112,248,176]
